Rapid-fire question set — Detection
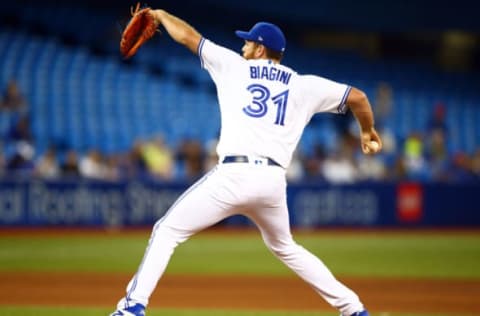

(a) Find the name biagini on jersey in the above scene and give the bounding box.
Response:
[249,65,292,85]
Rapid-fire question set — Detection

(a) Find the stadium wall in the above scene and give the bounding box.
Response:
[0,179,478,227]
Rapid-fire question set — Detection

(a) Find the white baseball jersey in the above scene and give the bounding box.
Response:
[198,38,351,168]
[114,36,365,316]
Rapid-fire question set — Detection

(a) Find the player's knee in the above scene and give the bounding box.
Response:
[266,239,300,258]
[152,221,191,246]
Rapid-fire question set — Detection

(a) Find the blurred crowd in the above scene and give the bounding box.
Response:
[1,80,480,183]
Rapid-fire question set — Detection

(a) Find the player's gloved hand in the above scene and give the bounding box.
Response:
[120,3,160,59]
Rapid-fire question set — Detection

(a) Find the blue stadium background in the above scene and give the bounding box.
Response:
[1,1,479,158]
[0,1,479,227]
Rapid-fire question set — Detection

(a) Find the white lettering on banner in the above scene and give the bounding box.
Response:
[23,181,182,225]
[127,182,181,224]
[293,189,378,227]
[0,188,23,224]
[29,182,125,226]
[92,189,125,227]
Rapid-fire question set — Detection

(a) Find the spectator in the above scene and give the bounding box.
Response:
[321,153,357,183]
[402,131,429,180]
[424,102,450,181]
[34,146,60,179]
[140,135,174,180]
[302,143,325,180]
[61,150,80,178]
[427,102,448,138]
[175,138,205,179]
[447,151,475,182]
[0,80,28,113]
[373,81,393,128]
[471,148,480,180]
[357,154,386,181]
[389,155,408,180]
[425,129,449,181]
[122,140,148,179]
[104,153,122,181]
[6,115,33,144]
[377,127,397,163]
[321,137,358,184]
[79,149,109,180]
[6,141,35,176]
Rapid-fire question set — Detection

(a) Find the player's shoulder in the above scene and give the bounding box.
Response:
[296,73,325,81]
[288,73,318,88]
[295,73,336,87]
[202,38,243,61]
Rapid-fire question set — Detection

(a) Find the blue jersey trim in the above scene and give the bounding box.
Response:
[338,85,351,114]
[197,37,206,68]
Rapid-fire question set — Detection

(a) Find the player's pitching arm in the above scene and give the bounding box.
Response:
[150,9,202,54]
[346,87,383,154]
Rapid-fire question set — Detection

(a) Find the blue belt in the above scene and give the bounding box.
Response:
[222,155,282,168]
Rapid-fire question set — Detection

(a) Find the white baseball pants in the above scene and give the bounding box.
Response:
[119,162,364,315]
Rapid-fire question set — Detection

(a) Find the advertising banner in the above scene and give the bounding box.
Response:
[0,179,478,227]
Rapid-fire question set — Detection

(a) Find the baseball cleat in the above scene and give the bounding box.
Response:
[110,303,145,316]
[350,310,369,316]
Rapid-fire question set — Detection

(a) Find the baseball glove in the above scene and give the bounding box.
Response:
[120,3,159,59]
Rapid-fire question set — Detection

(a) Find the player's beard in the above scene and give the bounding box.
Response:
[242,48,254,60]
[242,42,259,60]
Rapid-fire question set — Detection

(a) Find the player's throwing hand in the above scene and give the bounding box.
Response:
[360,128,382,154]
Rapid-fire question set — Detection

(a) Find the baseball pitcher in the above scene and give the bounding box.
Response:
[111,7,382,316]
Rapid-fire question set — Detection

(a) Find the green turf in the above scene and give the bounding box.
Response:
[0,230,479,278]
[0,306,469,316]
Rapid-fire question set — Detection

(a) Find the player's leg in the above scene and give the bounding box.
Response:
[114,167,236,311]
[244,195,365,316]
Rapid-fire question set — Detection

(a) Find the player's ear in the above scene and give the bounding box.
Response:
[255,44,266,58]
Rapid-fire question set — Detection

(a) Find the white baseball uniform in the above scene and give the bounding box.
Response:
[116,38,364,316]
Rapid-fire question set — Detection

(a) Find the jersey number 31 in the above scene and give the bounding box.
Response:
[243,84,289,126]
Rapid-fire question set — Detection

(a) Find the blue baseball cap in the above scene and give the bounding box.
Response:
[235,22,286,53]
